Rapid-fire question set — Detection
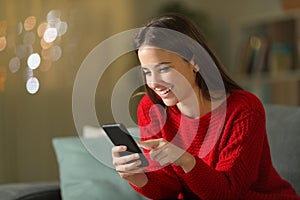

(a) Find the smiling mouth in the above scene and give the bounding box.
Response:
[154,86,173,96]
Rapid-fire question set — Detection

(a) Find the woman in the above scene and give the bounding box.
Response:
[112,14,299,199]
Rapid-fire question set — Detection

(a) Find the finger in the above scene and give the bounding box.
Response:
[113,153,140,166]
[118,167,144,178]
[159,156,171,167]
[151,147,168,161]
[138,138,166,150]
[118,166,144,175]
[152,148,171,166]
[112,145,127,157]
[137,140,158,150]
[151,150,168,163]
[116,159,142,173]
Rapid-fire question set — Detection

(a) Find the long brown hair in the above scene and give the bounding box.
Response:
[134,13,242,105]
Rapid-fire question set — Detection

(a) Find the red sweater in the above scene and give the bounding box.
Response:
[131,90,299,200]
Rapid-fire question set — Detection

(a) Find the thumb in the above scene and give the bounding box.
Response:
[138,138,166,150]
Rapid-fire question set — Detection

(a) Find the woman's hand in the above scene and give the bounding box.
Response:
[138,138,196,173]
[112,145,148,187]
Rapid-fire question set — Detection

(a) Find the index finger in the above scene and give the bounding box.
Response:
[138,138,167,150]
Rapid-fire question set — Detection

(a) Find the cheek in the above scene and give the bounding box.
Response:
[170,71,191,85]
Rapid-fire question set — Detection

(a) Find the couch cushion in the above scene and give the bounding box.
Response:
[265,105,300,195]
[0,182,60,200]
[52,136,148,200]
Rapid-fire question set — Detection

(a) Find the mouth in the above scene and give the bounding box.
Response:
[154,86,173,96]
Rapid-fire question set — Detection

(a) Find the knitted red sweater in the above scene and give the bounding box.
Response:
[131,90,299,200]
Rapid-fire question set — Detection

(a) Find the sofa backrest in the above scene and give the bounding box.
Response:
[265,105,300,195]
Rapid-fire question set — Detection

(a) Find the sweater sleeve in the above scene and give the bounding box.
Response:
[130,95,182,199]
[181,103,267,199]
[130,166,182,199]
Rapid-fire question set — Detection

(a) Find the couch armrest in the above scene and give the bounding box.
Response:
[0,182,61,200]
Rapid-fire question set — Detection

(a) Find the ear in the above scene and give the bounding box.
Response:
[193,65,200,73]
[190,56,200,73]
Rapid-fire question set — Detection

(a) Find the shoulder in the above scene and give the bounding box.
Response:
[229,90,264,111]
[137,94,167,126]
[138,94,154,114]
[227,90,266,119]
[137,94,159,125]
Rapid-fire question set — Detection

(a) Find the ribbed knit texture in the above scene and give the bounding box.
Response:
[131,90,299,200]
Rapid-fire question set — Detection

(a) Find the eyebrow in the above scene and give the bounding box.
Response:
[142,62,172,69]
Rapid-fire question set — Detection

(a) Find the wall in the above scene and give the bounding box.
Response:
[0,0,137,183]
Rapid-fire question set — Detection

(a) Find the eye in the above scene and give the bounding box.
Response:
[158,66,171,73]
[142,69,151,76]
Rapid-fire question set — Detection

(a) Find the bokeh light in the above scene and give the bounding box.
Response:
[24,16,37,31]
[17,21,23,35]
[26,77,39,94]
[27,53,41,70]
[57,21,68,36]
[0,20,7,36]
[41,45,62,61]
[40,38,53,49]
[9,57,21,73]
[43,27,57,43]
[0,36,7,51]
[37,22,48,37]
[4,9,67,94]
[0,66,7,91]
[47,10,61,23]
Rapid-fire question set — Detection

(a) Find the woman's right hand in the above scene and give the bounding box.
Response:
[112,145,148,187]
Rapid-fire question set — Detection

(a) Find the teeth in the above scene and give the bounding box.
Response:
[155,87,172,95]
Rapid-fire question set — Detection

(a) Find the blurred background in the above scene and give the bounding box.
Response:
[0,0,299,184]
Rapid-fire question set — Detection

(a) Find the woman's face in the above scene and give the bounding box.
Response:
[138,46,199,107]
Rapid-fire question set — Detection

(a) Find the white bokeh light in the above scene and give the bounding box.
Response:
[43,27,58,43]
[57,21,68,36]
[27,53,41,70]
[8,9,67,94]
[26,77,39,94]
[47,10,61,22]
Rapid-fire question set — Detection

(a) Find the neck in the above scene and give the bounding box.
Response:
[176,90,211,119]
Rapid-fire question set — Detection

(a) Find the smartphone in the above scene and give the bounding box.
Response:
[102,123,149,167]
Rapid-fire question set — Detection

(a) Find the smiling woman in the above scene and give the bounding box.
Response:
[110,13,300,200]
[138,47,200,112]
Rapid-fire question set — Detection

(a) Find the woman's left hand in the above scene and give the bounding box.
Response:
[138,138,196,173]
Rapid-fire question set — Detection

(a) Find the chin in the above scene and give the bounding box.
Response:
[162,98,178,107]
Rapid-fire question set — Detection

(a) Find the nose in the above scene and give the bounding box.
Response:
[146,72,162,88]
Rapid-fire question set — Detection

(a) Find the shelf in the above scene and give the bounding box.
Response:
[233,13,300,106]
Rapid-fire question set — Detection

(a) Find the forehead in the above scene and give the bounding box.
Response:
[138,46,183,65]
